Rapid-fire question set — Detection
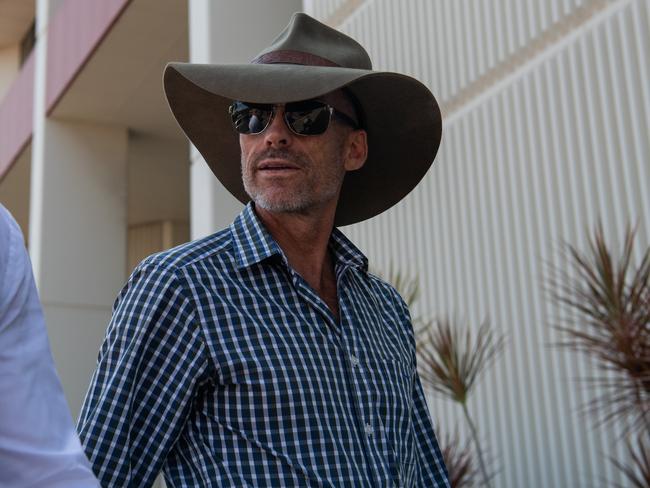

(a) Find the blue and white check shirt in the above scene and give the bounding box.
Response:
[78,203,449,487]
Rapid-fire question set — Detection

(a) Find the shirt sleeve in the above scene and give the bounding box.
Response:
[391,289,450,487]
[77,261,213,487]
[0,205,100,488]
[412,373,451,486]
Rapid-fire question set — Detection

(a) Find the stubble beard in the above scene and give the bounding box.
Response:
[241,148,346,215]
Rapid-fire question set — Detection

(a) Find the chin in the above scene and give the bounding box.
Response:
[255,198,310,214]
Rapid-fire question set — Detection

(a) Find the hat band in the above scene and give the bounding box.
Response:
[251,50,340,67]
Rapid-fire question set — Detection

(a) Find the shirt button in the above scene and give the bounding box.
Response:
[364,422,374,436]
[350,354,360,367]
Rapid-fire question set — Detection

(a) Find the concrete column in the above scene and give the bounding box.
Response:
[188,0,302,239]
[30,1,128,419]
[30,118,128,418]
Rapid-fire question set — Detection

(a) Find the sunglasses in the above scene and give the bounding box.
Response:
[228,99,357,136]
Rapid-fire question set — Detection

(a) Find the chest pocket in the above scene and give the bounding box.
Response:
[205,350,361,467]
[360,355,417,472]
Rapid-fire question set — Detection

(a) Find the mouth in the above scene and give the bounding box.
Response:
[257,159,301,173]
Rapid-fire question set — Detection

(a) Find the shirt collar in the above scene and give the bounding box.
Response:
[328,228,368,272]
[230,202,368,272]
[230,203,284,269]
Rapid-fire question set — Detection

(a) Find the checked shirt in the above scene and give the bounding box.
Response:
[78,203,449,487]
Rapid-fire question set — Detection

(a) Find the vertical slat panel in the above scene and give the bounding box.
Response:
[491,92,525,487]
[306,0,627,108]
[504,83,537,486]
[478,100,516,488]
[618,5,650,232]
[553,51,586,485]
[537,60,592,483]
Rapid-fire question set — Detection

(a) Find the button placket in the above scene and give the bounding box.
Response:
[338,269,393,485]
[350,354,360,368]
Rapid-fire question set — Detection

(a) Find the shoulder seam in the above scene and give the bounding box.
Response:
[139,231,235,272]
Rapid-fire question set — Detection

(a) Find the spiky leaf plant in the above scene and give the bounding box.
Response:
[439,428,479,488]
[418,318,505,488]
[610,435,650,488]
[550,223,650,486]
[417,319,505,405]
[551,224,650,433]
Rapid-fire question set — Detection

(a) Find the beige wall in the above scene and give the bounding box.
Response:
[31,119,129,418]
[126,132,190,274]
[127,132,190,226]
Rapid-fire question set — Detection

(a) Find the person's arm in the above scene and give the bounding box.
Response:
[77,261,213,487]
[411,373,451,486]
[391,288,450,487]
[0,205,99,487]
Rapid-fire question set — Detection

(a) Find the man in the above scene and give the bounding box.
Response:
[78,13,449,487]
[0,204,99,487]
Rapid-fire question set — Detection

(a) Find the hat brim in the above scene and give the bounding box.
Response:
[163,62,442,226]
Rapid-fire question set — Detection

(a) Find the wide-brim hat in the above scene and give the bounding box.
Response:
[163,12,442,226]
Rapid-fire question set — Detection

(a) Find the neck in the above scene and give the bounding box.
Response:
[254,203,335,284]
[253,203,340,322]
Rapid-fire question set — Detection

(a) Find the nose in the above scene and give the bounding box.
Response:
[264,105,293,147]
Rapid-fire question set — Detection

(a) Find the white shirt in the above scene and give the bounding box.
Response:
[0,205,99,487]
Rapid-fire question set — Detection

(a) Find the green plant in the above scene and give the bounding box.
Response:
[417,318,504,488]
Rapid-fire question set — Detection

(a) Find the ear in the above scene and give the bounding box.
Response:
[344,129,368,171]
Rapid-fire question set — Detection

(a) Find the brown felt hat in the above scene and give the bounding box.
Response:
[163,12,442,226]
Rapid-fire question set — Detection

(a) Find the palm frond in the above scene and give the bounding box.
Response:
[610,435,650,488]
[438,428,478,488]
[417,317,506,405]
[550,223,650,432]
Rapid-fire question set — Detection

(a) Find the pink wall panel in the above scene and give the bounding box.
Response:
[45,0,131,112]
[0,52,35,180]
[0,0,132,179]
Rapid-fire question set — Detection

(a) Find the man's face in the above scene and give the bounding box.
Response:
[238,91,367,216]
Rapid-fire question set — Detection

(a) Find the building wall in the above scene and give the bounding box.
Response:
[304,0,649,486]
[22,0,189,423]
[0,45,20,100]
[127,133,190,227]
[127,132,190,275]
[0,146,31,241]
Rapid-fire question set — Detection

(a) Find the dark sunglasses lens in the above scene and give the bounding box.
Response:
[285,100,331,135]
[230,102,273,134]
